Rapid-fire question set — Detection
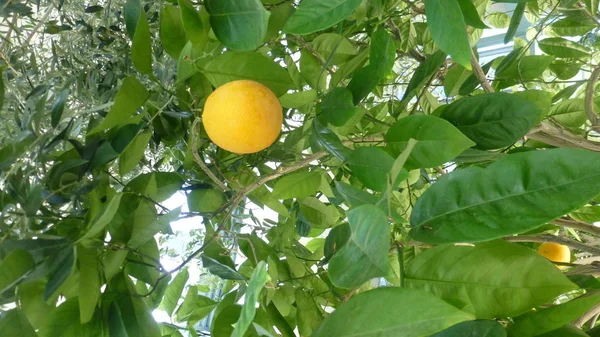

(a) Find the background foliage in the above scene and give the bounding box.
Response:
[2,0,600,336]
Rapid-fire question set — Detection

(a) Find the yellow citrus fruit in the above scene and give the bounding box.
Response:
[202,80,282,154]
[537,242,570,268]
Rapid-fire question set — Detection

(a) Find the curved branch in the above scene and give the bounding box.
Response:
[470,49,494,93]
[553,218,600,236]
[527,122,600,152]
[504,233,600,255]
[191,118,230,192]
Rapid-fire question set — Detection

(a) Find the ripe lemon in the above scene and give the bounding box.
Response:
[202,80,282,154]
[537,242,570,268]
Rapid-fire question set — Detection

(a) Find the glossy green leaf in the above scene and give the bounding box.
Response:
[272,170,321,200]
[431,320,507,337]
[386,115,475,169]
[18,281,53,330]
[504,3,525,44]
[405,241,578,318]
[538,325,589,337]
[495,55,554,81]
[335,181,379,207]
[299,197,339,229]
[91,77,149,134]
[44,246,74,301]
[119,131,152,176]
[328,205,389,288]
[322,88,362,127]
[78,246,100,324]
[206,0,269,51]
[312,287,475,337]
[187,188,226,213]
[124,0,141,38]
[440,92,541,150]
[129,207,181,248]
[548,98,587,128]
[295,288,321,336]
[0,249,34,293]
[399,50,447,114]
[231,261,270,337]
[570,206,600,223]
[111,274,162,337]
[539,38,591,58]
[549,60,583,80]
[0,309,38,337]
[50,89,68,128]
[425,0,471,69]
[411,149,600,243]
[310,119,351,161]
[549,17,596,36]
[179,0,206,45]
[279,90,317,109]
[131,6,153,75]
[348,147,395,192]
[507,292,600,337]
[126,172,184,202]
[80,194,123,241]
[283,0,363,35]
[311,33,358,65]
[457,0,488,29]
[159,268,189,317]
[299,50,327,92]
[202,255,246,280]
[444,65,471,97]
[202,51,294,97]
[175,285,217,322]
[487,12,510,28]
[160,5,187,58]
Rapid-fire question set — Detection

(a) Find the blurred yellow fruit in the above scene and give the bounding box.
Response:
[537,242,570,269]
[202,80,282,154]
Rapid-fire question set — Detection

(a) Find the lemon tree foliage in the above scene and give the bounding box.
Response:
[2,0,600,336]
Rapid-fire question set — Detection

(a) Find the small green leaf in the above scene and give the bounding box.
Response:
[0,250,34,294]
[51,89,69,128]
[124,0,142,38]
[312,287,475,337]
[160,5,187,58]
[283,0,363,35]
[299,197,339,229]
[159,268,189,317]
[425,0,471,69]
[457,0,489,29]
[348,147,396,192]
[279,90,317,109]
[119,131,152,176]
[187,188,226,213]
[538,38,591,58]
[295,288,321,336]
[335,181,379,207]
[410,149,600,244]
[202,255,246,280]
[322,88,362,127]
[430,320,506,337]
[231,261,270,337]
[179,0,206,45]
[129,207,181,248]
[386,115,475,169]
[399,50,447,114]
[78,246,101,324]
[206,0,270,51]
[504,3,525,44]
[405,241,577,318]
[310,119,351,161]
[175,285,218,322]
[91,77,149,134]
[131,6,153,75]
[80,194,123,241]
[272,171,322,200]
[549,17,596,36]
[0,309,37,337]
[548,98,587,128]
[202,51,294,97]
[299,50,327,92]
[328,205,389,288]
[487,12,510,28]
[44,246,75,301]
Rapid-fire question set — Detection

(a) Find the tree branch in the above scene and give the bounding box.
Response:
[504,233,600,255]
[574,303,600,328]
[585,65,600,129]
[470,49,494,93]
[527,122,600,152]
[191,118,230,192]
[553,218,600,236]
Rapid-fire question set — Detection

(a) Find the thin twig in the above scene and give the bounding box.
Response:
[191,118,230,191]
[553,218,600,237]
[24,3,55,47]
[527,122,600,153]
[470,49,494,93]
[585,65,600,129]
[575,303,600,328]
[504,234,600,255]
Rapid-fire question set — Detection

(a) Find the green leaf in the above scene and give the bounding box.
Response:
[513,90,553,120]
[495,55,554,81]
[570,206,600,223]
[202,51,294,97]
[231,261,270,337]
[279,90,317,109]
[129,207,181,248]
[179,0,206,45]
[487,12,510,28]
[586,0,598,15]
[131,6,153,75]
[310,33,358,65]
[313,287,475,337]
[310,119,351,161]
[405,241,577,318]
[111,273,161,337]
[80,194,123,241]
[0,309,38,337]
[507,292,600,337]
[265,2,293,41]
[335,181,379,207]
[348,147,396,192]
[175,285,218,322]
[539,38,591,58]
[159,268,189,317]
[78,246,101,324]
[549,60,583,80]
[328,205,389,288]
[440,92,541,150]
[206,0,270,51]
[44,246,75,301]
[202,255,246,280]
[187,188,226,213]
[91,77,149,134]
[425,0,471,69]
[119,131,152,176]
[124,0,142,39]
[41,298,103,337]
[539,325,590,337]
[430,320,506,337]
[548,98,587,128]
[410,149,600,244]
[504,3,525,44]
[549,17,596,36]
[444,65,471,97]
[108,301,129,337]
[299,197,339,229]
[295,288,321,336]
[272,171,322,200]
[0,68,4,110]
[399,50,447,114]
[0,250,34,293]
[330,48,369,87]
[283,0,363,35]
[299,50,328,92]
[50,89,69,128]
[160,5,187,58]
[459,60,493,95]
[322,88,362,127]
[457,0,489,29]
[126,172,183,202]
[386,115,475,169]
[19,281,54,330]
